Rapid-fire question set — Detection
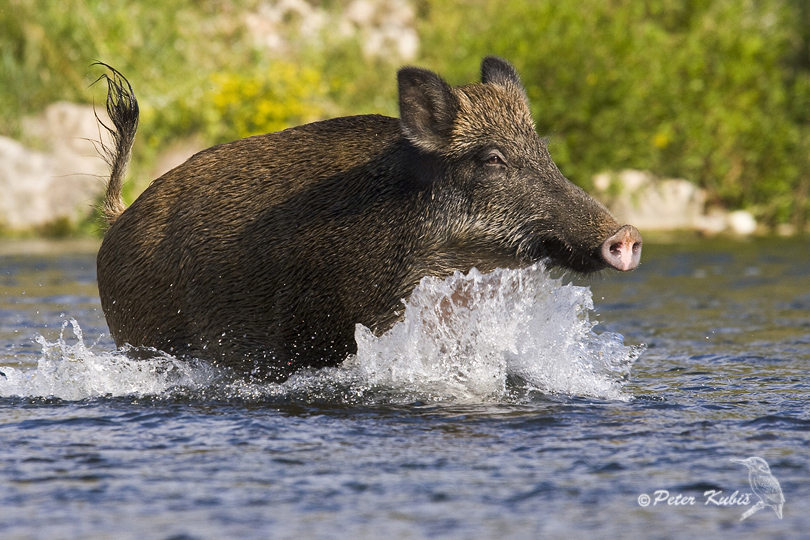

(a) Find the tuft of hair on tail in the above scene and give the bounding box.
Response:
[92,62,139,225]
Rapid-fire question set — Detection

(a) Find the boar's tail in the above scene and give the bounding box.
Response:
[93,63,139,225]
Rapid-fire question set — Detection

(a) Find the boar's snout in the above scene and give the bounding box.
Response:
[600,225,642,271]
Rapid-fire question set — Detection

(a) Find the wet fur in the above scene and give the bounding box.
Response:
[96,57,624,381]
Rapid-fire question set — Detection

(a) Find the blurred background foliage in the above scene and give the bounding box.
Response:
[1,0,809,228]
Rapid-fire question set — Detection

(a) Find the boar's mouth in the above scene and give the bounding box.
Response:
[522,224,642,274]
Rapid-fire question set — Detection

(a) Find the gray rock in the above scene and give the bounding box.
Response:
[245,0,419,60]
[593,170,757,235]
[0,102,110,231]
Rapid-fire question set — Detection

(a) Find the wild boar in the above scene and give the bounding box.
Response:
[95,57,641,381]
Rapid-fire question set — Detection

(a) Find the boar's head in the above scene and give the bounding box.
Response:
[398,56,641,274]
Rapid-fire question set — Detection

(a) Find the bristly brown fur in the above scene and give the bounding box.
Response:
[92,62,139,225]
[96,57,638,382]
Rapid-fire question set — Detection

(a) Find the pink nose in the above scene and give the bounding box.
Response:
[600,225,642,271]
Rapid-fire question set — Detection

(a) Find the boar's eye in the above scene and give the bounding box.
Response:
[484,151,507,167]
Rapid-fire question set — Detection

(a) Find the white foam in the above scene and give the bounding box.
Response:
[0,264,644,402]
[349,263,642,402]
[0,319,218,401]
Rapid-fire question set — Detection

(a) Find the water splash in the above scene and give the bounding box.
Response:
[350,263,643,402]
[0,264,644,403]
[0,319,219,401]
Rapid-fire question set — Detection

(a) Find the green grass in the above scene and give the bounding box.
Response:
[2,0,810,234]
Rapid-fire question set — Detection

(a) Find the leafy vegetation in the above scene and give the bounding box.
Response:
[420,0,810,227]
[2,0,810,229]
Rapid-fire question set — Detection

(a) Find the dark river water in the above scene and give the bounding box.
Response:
[0,237,808,539]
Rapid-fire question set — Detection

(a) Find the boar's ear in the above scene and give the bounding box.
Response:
[398,67,457,153]
[481,56,529,104]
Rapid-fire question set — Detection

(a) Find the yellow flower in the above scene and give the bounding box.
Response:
[653,132,669,149]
